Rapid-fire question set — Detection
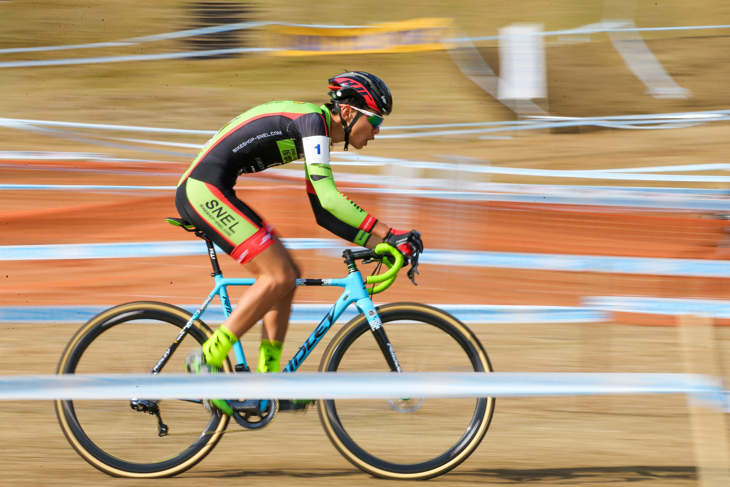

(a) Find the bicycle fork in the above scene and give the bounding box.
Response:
[356,298,402,373]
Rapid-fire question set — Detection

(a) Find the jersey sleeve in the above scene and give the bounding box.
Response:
[302,135,378,246]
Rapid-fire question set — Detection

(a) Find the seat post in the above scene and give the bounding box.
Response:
[198,231,222,277]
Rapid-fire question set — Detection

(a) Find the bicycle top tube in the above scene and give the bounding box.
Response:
[206,275,356,296]
[208,243,404,295]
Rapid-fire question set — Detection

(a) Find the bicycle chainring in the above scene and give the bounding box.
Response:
[231,399,279,429]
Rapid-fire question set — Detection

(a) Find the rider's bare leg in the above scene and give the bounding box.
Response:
[260,285,295,343]
[223,236,300,338]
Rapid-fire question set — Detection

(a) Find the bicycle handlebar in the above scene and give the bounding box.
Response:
[365,243,404,294]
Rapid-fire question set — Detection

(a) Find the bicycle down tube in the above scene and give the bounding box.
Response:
[151,264,402,376]
[282,272,401,373]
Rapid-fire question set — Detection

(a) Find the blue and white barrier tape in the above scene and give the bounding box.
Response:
[2,242,729,278]
[5,110,730,148]
[585,296,730,318]
[2,183,728,211]
[4,20,730,66]
[420,250,730,278]
[0,304,609,325]
[7,297,730,324]
[0,372,723,403]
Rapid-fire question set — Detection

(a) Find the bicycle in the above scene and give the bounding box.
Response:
[55,217,495,480]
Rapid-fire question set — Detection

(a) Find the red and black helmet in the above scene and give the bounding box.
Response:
[328,71,393,116]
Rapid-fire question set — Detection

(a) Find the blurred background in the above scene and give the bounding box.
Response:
[2,1,730,485]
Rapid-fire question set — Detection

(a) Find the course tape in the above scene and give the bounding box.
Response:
[0,47,277,69]
[4,20,730,64]
[351,187,730,211]
[5,110,730,150]
[0,304,609,325]
[5,110,730,135]
[0,372,723,403]
[2,241,730,278]
[2,183,728,211]
[422,250,730,278]
[0,239,339,261]
[585,296,730,318]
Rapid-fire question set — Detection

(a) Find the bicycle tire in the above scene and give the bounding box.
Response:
[55,301,230,478]
[317,302,494,480]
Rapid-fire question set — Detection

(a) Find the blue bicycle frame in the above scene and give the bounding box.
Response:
[189,271,392,373]
[151,234,403,376]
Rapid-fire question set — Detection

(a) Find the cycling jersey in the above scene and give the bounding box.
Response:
[176,101,378,262]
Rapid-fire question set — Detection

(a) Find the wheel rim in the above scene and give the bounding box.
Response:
[55,304,228,477]
[319,305,494,477]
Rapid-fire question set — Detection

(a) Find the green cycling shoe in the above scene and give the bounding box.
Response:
[184,348,233,416]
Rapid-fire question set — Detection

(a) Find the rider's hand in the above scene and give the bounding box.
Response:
[384,228,423,257]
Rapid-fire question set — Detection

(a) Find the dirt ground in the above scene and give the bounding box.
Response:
[2,145,730,485]
[17,304,730,487]
[1,319,724,487]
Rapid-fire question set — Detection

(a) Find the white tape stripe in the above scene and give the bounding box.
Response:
[0,41,134,55]
[585,296,730,318]
[1,242,729,278]
[2,182,728,212]
[4,111,730,142]
[420,250,730,278]
[0,117,216,135]
[0,47,276,68]
[0,239,341,261]
[0,304,609,325]
[123,21,271,43]
[0,21,361,55]
[0,372,721,401]
[4,109,729,133]
[5,21,730,57]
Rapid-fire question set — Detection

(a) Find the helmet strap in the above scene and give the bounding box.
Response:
[335,102,362,151]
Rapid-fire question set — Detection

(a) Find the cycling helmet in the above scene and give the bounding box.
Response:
[328,71,392,115]
[327,71,392,151]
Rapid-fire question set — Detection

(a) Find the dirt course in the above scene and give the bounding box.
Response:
[2,151,730,486]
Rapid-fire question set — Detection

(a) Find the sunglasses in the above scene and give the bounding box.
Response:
[348,105,384,128]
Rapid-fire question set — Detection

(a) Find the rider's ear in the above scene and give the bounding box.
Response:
[339,105,355,123]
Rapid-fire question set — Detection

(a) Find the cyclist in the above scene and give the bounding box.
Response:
[176,71,423,415]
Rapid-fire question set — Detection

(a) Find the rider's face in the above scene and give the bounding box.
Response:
[343,106,381,150]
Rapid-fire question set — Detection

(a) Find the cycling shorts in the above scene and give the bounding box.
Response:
[175,176,275,264]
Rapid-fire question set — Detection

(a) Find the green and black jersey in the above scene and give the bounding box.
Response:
[176,101,377,254]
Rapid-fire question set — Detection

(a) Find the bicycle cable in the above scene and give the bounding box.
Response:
[368,258,384,297]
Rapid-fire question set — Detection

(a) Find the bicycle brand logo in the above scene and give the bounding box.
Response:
[286,313,332,371]
[387,343,401,371]
[369,317,382,330]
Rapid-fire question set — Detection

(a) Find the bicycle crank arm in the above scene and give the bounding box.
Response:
[229,399,263,413]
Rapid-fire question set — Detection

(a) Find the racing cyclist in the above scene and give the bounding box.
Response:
[176,71,423,415]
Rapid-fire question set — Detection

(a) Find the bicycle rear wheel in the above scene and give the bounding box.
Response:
[318,302,495,480]
[55,302,230,478]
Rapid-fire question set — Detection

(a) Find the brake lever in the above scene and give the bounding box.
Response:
[407,252,420,285]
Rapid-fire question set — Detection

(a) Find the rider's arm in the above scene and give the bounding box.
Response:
[302,135,381,247]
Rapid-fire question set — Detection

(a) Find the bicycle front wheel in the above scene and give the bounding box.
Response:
[318,302,495,480]
[55,302,230,478]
